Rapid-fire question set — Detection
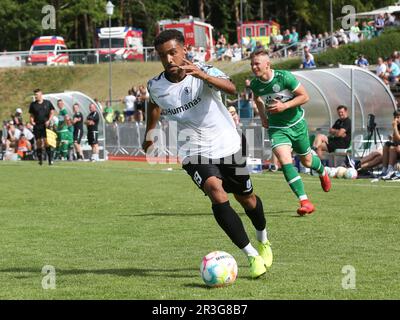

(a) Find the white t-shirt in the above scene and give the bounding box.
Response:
[123,95,136,111]
[148,63,241,160]
[376,63,387,77]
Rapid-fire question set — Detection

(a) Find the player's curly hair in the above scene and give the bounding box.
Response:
[154,29,185,47]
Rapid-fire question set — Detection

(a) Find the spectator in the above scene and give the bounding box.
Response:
[355,54,369,68]
[300,53,316,69]
[380,109,400,179]
[361,21,374,40]
[85,103,100,162]
[351,148,383,173]
[376,57,388,84]
[12,108,23,126]
[28,89,55,165]
[134,109,144,123]
[272,30,284,51]
[313,105,351,159]
[72,103,84,160]
[375,14,385,36]
[123,89,136,122]
[17,123,34,146]
[349,21,361,43]
[255,41,264,52]
[291,27,299,49]
[5,121,20,152]
[232,43,242,62]
[16,134,32,160]
[103,101,114,123]
[246,36,256,55]
[337,29,348,45]
[94,98,103,112]
[386,57,400,84]
[283,29,294,46]
[136,85,149,115]
[217,33,227,46]
[222,44,234,61]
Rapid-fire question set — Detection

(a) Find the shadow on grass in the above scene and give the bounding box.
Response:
[0,267,197,279]
[119,210,294,218]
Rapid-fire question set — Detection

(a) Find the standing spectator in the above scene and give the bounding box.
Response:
[136,85,149,115]
[123,89,136,122]
[291,27,299,51]
[72,103,84,160]
[85,103,100,162]
[272,30,284,51]
[232,43,242,61]
[361,21,374,40]
[28,88,55,165]
[349,21,361,43]
[103,100,114,123]
[375,14,385,36]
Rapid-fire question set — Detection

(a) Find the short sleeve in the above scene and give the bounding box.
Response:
[204,66,229,80]
[283,71,301,92]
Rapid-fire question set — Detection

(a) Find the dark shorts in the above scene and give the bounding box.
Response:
[88,130,98,145]
[125,110,135,117]
[33,124,47,139]
[182,153,253,196]
[74,128,83,144]
[327,137,349,153]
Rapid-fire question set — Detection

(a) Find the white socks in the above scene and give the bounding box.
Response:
[256,229,268,244]
[242,243,259,257]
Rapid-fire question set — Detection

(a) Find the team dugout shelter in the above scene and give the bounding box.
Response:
[292,65,397,157]
[43,91,106,160]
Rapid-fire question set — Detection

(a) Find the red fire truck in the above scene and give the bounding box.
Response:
[237,20,280,48]
[157,16,215,61]
[98,27,144,61]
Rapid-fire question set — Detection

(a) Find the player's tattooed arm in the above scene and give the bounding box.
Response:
[179,58,236,95]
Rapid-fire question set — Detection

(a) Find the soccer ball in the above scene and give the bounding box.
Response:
[344,167,358,179]
[336,166,347,178]
[200,251,238,287]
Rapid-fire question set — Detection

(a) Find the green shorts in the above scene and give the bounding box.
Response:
[268,119,311,156]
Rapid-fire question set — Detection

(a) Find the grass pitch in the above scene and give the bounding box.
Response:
[0,161,399,300]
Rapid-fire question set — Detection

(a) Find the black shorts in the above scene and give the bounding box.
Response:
[327,138,349,153]
[74,128,83,144]
[88,130,98,145]
[33,124,47,139]
[182,153,253,196]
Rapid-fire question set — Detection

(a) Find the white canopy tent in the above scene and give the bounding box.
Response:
[43,91,107,160]
[292,66,397,156]
[351,3,400,18]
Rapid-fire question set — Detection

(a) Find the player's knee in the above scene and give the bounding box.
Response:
[204,178,227,203]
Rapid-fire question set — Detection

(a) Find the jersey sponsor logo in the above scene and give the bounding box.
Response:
[161,97,202,116]
[273,84,281,93]
[184,87,192,95]
[193,171,202,187]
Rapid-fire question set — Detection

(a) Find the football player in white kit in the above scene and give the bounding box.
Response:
[143,30,272,278]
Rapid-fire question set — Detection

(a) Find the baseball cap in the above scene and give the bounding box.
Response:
[16,108,22,114]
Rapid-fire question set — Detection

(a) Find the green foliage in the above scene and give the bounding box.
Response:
[316,28,400,67]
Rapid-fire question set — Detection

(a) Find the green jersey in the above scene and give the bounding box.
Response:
[250,69,304,128]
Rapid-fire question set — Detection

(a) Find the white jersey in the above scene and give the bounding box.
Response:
[147,63,241,160]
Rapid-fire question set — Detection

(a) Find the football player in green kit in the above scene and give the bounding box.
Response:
[249,49,331,215]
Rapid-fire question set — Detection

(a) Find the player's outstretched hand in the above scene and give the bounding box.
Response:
[179,58,207,80]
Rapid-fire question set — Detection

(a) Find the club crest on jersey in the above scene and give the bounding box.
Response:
[272,84,281,93]
[184,87,192,95]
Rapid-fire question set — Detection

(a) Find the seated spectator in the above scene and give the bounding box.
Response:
[272,30,284,51]
[222,44,233,61]
[232,43,242,61]
[380,109,400,179]
[313,105,351,159]
[5,121,20,152]
[255,41,264,52]
[12,108,23,126]
[355,54,369,68]
[300,53,316,69]
[376,57,388,84]
[16,133,32,160]
[386,57,400,84]
[17,123,34,147]
[349,148,383,173]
